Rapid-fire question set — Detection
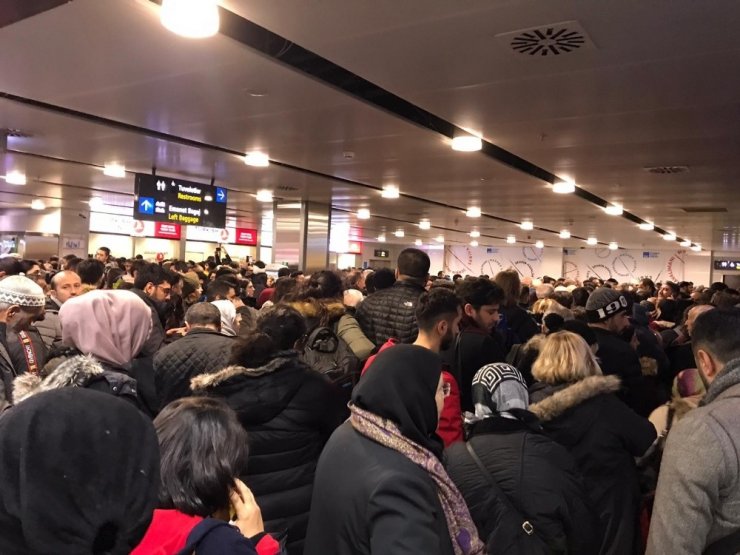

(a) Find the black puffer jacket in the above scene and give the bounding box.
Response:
[356,279,425,346]
[153,328,234,408]
[529,376,656,555]
[191,352,347,555]
[445,412,599,554]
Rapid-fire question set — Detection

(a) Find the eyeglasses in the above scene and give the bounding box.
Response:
[442,383,452,397]
[156,285,172,295]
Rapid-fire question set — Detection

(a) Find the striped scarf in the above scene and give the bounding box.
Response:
[350,403,485,555]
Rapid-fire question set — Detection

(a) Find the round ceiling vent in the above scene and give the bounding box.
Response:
[510,27,586,56]
[643,165,690,175]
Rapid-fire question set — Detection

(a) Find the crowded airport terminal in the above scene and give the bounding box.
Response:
[1,1,740,554]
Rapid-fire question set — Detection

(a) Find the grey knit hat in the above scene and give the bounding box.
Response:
[585,287,629,323]
[0,275,46,308]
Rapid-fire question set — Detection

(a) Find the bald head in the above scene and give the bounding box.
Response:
[50,271,82,304]
[687,304,714,338]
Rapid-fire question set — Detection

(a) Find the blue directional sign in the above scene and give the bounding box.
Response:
[215,187,227,203]
[138,197,155,215]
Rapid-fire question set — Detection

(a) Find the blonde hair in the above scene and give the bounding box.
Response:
[532,331,602,384]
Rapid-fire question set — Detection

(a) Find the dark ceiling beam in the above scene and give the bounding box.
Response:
[0,0,71,29]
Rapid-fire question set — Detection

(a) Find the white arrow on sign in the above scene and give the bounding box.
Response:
[140,199,153,211]
[217,189,225,201]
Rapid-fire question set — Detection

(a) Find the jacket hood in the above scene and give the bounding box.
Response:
[289,298,345,325]
[701,356,740,406]
[13,354,105,404]
[529,375,621,423]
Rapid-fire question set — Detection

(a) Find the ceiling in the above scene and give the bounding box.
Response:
[1,0,739,251]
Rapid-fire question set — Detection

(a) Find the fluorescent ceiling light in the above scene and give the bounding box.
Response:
[357,208,370,219]
[586,237,598,245]
[691,244,701,252]
[435,235,445,243]
[31,199,45,210]
[103,163,126,178]
[88,197,104,211]
[535,240,544,249]
[161,0,220,39]
[520,220,534,230]
[559,230,571,239]
[469,230,480,238]
[3,171,26,185]
[381,185,400,199]
[680,240,691,247]
[506,235,516,244]
[608,242,618,250]
[255,190,273,202]
[377,234,386,242]
[394,229,405,238]
[451,135,482,152]
[415,239,422,246]
[466,207,481,218]
[604,203,624,216]
[244,152,270,167]
[419,219,431,230]
[639,222,654,231]
[470,240,479,247]
[663,232,677,241]
[552,180,575,194]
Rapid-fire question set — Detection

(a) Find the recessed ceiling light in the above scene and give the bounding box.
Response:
[435,235,445,243]
[466,206,481,218]
[609,242,618,250]
[680,239,691,247]
[3,171,26,185]
[31,199,45,210]
[520,220,534,230]
[506,235,516,244]
[160,0,220,39]
[419,219,431,230]
[451,135,482,152]
[244,152,270,167]
[663,232,677,241]
[552,179,575,194]
[470,240,479,247]
[535,240,544,249]
[88,197,104,211]
[255,189,273,202]
[357,208,370,219]
[377,234,386,242]
[381,185,400,199]
[559,230,571,239]
[415,239,423,246]
[604,203,623,216]
[102,163,126,178]
[586,237,598,245]
[394,229,405,238]
[469,230,480,238]
[639,222,654,231]
[691,244,701,252]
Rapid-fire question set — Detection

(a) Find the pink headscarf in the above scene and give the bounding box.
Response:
[59,290,153,367]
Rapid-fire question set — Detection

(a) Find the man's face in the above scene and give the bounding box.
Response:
[469,303,500,333]
[145,281,171,302]
[439,309,462,351]
[7,306,45,332]
[52,272,82,304]
[606,311,631,334]
[226,287,237,301]
[95,250,108,263]
[658,284,673,299]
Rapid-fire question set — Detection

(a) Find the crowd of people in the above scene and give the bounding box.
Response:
[0,245,739,555]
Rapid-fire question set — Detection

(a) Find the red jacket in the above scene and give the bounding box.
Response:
[132,509,280,555]
[361,339,464,446]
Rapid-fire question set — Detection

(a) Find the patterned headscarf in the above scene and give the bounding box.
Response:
[471,363,529,419]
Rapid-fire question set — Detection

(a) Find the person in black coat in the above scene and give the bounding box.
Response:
[446,363,598,554]
[494,270,540,348]
[528,331,656,555]
[305,344,484,555]
[191,305,346,555]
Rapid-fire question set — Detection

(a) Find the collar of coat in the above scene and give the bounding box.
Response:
[289,298,345,325]
[701,356,740,406]
[190,352,298,391]
[13,354,106,404]
[529,374,621,423]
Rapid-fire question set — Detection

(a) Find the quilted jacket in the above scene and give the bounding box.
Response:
[355,279,426,346]
[153,328,234,408]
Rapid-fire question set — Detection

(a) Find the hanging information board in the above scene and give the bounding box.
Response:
[133,173,227,228]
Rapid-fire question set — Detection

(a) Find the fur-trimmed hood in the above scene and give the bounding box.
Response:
[190,354,298,391]
[288,298,345,326]
[13,355,105,404]
[529,375,621,423]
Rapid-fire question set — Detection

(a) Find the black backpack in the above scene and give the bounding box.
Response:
[299,324,360,393]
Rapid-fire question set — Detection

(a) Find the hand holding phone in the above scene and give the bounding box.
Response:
[230,478,264,538]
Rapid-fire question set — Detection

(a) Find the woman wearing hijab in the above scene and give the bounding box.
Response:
[211,299,239,336]
[13,289,155,413]
[0,388,160,555]
[446,363,598,554]
[305,344,485,555]
[529,331,656,555]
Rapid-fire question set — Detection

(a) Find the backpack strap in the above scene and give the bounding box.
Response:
[17,331,40,374]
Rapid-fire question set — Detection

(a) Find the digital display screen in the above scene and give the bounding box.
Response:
[714,260,740,270]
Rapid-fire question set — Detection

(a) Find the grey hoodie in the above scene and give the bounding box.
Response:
[647,357,740,554]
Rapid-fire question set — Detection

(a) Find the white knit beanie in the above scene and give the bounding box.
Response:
[0,275,46,307]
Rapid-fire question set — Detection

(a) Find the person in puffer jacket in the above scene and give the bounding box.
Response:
[356,248,429,346]
[191,305,346,555]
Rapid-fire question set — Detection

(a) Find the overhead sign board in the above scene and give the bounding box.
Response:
[715,259,740,270]
[133,173,227,228]
[154,222,182,240]
[374,249,389,258]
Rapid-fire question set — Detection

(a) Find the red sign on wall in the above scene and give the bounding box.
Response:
[235,228,258,246]
[348,242,362,254]
[154,222,182,240]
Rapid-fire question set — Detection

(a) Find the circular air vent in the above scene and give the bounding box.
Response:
[510,27,586,56]
[643,166,690,175]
